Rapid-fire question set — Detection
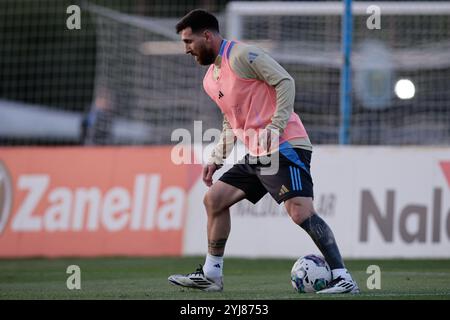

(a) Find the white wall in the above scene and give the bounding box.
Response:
[184,145,450,258]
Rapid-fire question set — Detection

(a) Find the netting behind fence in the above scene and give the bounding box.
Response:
[1,1,449,145]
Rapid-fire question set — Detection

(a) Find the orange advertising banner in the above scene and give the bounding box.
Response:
[0,147,201,257]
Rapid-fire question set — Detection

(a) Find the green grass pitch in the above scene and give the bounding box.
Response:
[0,257,449,300]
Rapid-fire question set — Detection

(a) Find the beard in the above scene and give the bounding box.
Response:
[196,46,216,65]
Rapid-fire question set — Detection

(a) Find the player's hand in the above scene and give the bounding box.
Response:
[202,163,218,187]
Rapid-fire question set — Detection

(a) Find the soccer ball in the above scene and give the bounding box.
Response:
[291,254,332,293]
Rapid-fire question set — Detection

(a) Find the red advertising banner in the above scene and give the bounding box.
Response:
[0,147,201,257]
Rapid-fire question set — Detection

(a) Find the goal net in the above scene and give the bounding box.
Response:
[227,1,450,145]
[1,1,449,146]
[82,3,222,145]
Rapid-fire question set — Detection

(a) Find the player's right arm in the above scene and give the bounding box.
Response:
[203,115,236,186]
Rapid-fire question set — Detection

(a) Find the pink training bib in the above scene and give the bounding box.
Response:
[203,40,308,156]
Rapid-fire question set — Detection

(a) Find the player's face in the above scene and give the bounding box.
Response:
[181,27,216,65]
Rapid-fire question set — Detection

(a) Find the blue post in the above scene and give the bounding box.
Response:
[339,0,353,144]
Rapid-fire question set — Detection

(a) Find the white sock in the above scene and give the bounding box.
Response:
[332,268,351,280]
[203,254,224,280]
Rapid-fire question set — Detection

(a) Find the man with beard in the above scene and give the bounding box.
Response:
[168,9,359,294]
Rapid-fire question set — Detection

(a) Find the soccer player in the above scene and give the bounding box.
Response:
[168,9,359,294]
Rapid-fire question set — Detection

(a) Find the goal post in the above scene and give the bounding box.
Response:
[227,2,450,39]
[226,1,450,145]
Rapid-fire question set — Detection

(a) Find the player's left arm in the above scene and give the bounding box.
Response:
[229,44,295,136]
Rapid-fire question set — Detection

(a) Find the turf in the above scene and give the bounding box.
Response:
[0,257,449,300]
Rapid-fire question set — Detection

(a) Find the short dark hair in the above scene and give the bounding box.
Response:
[176,9,219,34]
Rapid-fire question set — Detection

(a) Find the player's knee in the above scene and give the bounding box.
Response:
[286,201,314,225]
[203,190,223,216]
[290,209,312,225]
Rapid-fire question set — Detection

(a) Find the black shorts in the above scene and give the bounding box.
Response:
[219,142,314,204]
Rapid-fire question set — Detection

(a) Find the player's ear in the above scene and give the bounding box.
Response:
[203,29,212,41]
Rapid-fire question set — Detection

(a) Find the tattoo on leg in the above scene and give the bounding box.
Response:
[299,214,344,269]
[208,238,228,256]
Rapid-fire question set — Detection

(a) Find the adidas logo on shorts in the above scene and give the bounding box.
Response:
[278,185,289,196]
